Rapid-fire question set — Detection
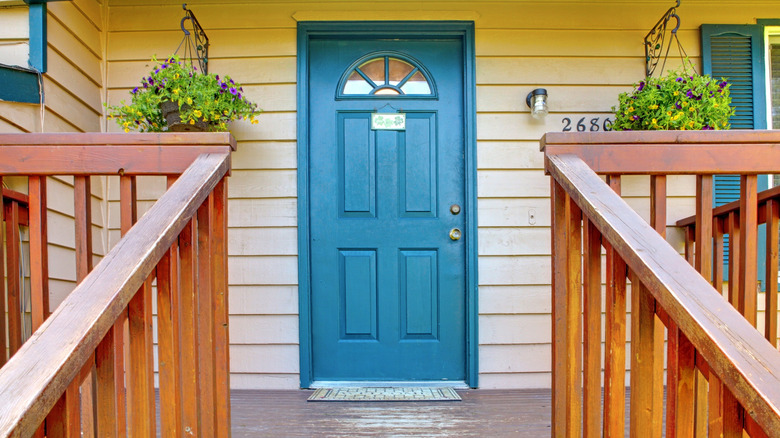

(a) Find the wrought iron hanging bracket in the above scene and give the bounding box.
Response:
[177,3,210,74]
[644,0,683,77]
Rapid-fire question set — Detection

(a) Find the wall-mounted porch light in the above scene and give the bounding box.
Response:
[526,88,548,119]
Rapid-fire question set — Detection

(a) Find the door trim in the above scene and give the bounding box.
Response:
[296,21,478,388]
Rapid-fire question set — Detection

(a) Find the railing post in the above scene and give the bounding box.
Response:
[0,178,5,368]
[650,175,666,438]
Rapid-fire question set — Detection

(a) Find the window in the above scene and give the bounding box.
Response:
[338,52,435,98]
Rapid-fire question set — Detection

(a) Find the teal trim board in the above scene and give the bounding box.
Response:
[0,65,40,104]
[297,22,478,388]
[701,24,768,289]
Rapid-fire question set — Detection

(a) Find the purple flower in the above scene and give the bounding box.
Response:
[675,102,682,109]
[132,87,139,94]
[237,92,242,99]
[229,87,238,95]
[220,82,228,90]
[676,77,683,82]
[703,125,713,130]
[215,75,219,81]
[719,81,728,88]
[154,68,160,74]
[686,90,694,98]
[638,81,645,91]
[161,64,168,69]
[632,115,639,121]
[229,79,235,85]
[656,85,661,89]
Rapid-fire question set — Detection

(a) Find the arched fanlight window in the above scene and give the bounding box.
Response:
[337,52,436,98]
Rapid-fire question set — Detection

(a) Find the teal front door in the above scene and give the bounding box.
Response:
[306,33,467,382]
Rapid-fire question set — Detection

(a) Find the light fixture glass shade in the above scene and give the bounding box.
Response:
[526,88,548,119]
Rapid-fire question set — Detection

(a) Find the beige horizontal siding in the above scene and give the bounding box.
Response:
[100,0,780,391]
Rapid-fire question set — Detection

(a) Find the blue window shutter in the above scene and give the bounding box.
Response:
[701,24,768,287]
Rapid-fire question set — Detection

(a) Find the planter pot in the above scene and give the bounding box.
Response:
[159,100,209,132]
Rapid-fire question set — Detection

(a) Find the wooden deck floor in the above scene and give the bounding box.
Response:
[230,389,552,437]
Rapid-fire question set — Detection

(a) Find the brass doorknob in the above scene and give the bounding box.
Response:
[449,228,462,241]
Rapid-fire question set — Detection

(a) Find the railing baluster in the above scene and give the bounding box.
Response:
[28,176,48,327]
[197,196,217,436]
[122,175,157,437]
[629,275,657,437]
[675,331,696,437]
[740,175,759,327]
[212,178,231,436]
[708,372,723,438]
[95,326,118,437]
[75,175,97,438]
[766,199,779,347]
[5,198,22,357]
[713,218,725,295]
[583,218,601,438]
[721,388,743,437]
[0,179,5,367]
[158,176,183,436]
[180,219,200,435]
[603,175,627,438]
[551,180,568,437]
[727,211,741,309]
[650,175,666,437]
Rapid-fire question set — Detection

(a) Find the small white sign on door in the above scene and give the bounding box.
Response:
[371,113,406,130]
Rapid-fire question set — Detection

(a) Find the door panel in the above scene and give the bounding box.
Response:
[308,37,465,381]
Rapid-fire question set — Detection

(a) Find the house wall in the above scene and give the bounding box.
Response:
[98,0,780,390]
[0,0,107,319]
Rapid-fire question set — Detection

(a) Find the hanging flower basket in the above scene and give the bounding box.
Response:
[106,55,259,132]
[159,100,209,132]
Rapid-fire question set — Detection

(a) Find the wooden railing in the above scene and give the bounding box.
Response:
[0,133,235,437]
[543,131,780,437]
[1,188,29,368]
[677,184,780,347]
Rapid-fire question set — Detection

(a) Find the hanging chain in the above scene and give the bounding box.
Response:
[174,3,209,74]
[644,0,696,77]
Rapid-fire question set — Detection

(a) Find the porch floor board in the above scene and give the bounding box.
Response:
[230,389,553,437]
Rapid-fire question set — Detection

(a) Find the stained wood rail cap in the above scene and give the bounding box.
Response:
[0,132,237,151]
[540,130,780,175]
[541,129,780,150]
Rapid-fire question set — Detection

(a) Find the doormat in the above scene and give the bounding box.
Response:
[308,387,461,402]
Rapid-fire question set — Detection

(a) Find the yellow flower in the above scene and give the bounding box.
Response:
[175,73,180,79]
[673,91,679,96]
[152,122,158,128]
[628,106,634,112]
[186,97,193,105]
[189,119,195,125]
[193,110,203,118]
[688,121,694,127]
[713,103,719,108]
[652,118,658,125]
[689,107,695,112]
[223,110,229,115]
[173,88,180,95]
[666,111,672,116]
[722,121,727,126]
[682,101,688,107]
[251,118,258,125]
[136,111,143,117]
[648,104,658,110]
[124,128,130,133]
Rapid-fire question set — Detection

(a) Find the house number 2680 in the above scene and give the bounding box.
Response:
[561,117,613,132]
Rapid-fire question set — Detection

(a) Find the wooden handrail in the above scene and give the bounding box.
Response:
[0,152,230,436]
[676,185,780,227]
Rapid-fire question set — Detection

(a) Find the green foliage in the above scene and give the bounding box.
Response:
[612,67,734,131]
[107,56,259,132]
